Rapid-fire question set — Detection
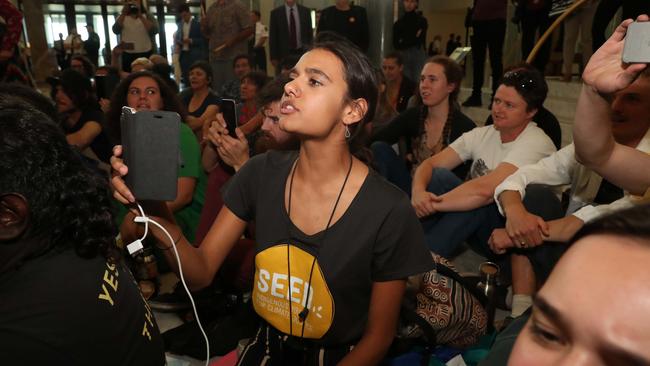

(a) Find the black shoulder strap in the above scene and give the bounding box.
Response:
[434,262,488,306]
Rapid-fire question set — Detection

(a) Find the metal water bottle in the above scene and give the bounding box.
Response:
[477,262,499,332]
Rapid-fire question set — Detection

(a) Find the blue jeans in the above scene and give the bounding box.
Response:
[371,141,412,195]
[420,168,505,258]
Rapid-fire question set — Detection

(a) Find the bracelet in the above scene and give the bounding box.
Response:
[157,230,182,251]
[173,231,183,246]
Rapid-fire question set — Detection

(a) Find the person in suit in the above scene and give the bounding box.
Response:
[176,3,207,86]
[269,0,313,74]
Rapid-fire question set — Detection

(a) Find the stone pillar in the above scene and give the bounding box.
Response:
[22,0,54,82]
[355,0,394,65]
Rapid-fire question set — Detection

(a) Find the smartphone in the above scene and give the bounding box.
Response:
[623,22,650,63]
[220,98,238,137]
[121,108,180,201]
[95,73,120,100]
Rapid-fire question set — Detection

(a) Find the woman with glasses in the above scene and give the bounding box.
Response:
[411,66,556,259]
[107,70,206,253]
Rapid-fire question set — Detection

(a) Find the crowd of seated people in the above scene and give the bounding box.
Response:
[3,1,650,364]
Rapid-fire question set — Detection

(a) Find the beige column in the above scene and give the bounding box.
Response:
[22,0,54,82]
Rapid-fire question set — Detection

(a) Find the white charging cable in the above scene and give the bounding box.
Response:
[128,204,210,366]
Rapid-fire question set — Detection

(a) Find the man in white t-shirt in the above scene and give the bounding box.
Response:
[411,66,556,258]
[112,0,158,73]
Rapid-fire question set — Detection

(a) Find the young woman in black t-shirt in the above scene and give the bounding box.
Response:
[111,35,432,365]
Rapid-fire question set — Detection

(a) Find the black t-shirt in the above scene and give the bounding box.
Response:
[180,88,222,119]
[393,10,428,50]
[0,249,165,365]
[317,6,369,51]
[65,106,114,164]
[223,150,433,345]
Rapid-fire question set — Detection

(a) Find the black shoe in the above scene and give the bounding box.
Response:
[462,95,482,107]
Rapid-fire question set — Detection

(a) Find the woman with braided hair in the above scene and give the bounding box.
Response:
[371,55,476,194]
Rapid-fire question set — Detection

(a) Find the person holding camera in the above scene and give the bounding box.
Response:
[107,71,206,248]
[111,35,433,365]
[112,0,158,73]
[573,15,650,197]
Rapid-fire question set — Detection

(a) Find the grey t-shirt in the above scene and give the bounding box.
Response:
[224,150,433,345]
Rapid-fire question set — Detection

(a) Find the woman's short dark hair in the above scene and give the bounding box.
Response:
[71,55,96,78]
[0,97,119,262]
[241,70,269,91]
[106,71,187,142]
[426,55,464,104]
[384,51,404,66]
[52,68,97,108]
[500,64,548,111]
[189,60,213,86]
[233,54,251,68]
[311,32,378,152]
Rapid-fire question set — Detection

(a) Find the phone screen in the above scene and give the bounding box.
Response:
[221,99,238,137]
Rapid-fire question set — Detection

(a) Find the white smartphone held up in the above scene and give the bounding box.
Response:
[623,22,650,63]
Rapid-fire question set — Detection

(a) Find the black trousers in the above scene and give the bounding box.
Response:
[520,185,567,284]
[237,323,354,366]
[592,0,650,51]
[253,46,267,73]
[521,11,552,73]
[470,19,506,97]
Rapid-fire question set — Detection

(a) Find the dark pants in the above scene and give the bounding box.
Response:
[470,19,506,97]
[253,46,267,73]
[420,168,505,258]
[237,323,353,366]
[519,185,566,284]
[371,141,412,195]
[592,0,650,51]
[521,11,552,73]
[122,50,153,73]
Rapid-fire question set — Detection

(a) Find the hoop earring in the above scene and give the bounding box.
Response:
[344,125,351,139]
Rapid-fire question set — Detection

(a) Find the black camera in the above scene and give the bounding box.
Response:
[128,4,139,15]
